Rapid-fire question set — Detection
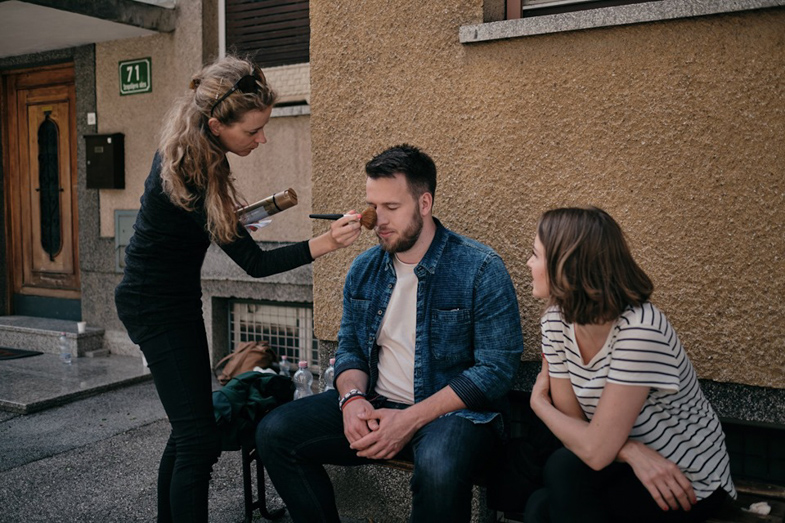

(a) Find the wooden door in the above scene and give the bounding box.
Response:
[3,64,80,309]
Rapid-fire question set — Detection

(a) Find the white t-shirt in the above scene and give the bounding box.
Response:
[542,302,736,500]
[374,255,417,405]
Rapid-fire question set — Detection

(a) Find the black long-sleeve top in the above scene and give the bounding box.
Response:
[115,153,313,327]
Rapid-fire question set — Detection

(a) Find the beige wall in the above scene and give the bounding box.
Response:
[231,114,313,241]
[96,0,203,237]
[310,2,785,389]
[95,0,313,242]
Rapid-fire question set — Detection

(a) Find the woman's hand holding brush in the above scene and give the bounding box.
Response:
[310,207,377,229]
[307,209,373,259]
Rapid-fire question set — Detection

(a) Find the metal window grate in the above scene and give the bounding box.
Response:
[229,300,318,371]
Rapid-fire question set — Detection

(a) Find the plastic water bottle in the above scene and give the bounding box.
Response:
[323,358,335,391]
[293,361,313,400]
[278,355,291,378]
[59,333,72,365]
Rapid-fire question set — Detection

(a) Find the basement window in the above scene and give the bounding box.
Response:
[228,300,318,372]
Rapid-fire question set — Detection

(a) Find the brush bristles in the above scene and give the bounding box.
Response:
[360,207,377,229]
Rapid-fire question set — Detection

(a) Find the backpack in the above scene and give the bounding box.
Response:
[213,340,278,385]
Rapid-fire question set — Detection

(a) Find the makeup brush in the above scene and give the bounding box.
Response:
[310,207,377,229]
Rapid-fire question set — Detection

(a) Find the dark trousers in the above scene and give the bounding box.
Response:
[525,447,728,523]
[132,321,222,523]
[256,389,497,523]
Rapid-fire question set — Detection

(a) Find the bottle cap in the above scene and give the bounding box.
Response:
[329,358,335,365]
[281,355,288,361]
[298,360,308,368]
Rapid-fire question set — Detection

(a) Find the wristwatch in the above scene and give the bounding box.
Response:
[338,389,366,411]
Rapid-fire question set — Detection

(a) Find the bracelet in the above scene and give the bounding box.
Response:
[338,389,365,411]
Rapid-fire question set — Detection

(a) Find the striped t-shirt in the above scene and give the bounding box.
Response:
[542,303,736,500]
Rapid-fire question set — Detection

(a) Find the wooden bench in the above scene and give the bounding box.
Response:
[379,457,488,486]
[381,458,785,523]
[247,448,784,523]
[494,480,785,523]
[706,480,785,523]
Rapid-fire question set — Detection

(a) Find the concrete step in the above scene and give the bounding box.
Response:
[0,351,150,414]
[0,316,104,357]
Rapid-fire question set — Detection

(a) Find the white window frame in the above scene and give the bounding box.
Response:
[462,0,785,43]
[219,0,226,58]
[524,0,599,11]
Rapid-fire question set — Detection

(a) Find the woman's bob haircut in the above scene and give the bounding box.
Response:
[537,206,653,325]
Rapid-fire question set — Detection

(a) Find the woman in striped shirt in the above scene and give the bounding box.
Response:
[524,206,735,522]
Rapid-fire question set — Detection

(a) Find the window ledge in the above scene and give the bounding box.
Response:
[460,0,785,43]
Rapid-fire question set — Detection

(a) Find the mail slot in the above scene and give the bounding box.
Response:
[85,133,124,189]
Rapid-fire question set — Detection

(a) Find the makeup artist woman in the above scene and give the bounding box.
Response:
[114,56,361,523]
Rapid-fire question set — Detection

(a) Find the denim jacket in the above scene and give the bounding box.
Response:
[334,219,524,426]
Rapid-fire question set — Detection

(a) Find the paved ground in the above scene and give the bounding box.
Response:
[0,350,512,523]
[0,379,324,523]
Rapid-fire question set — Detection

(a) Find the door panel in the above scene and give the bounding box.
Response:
[23,93,76,284]
[4,65,80,304]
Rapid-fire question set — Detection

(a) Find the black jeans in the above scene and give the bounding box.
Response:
[131,321,221,523]
[256,389,497,523]
[524,447,728,523]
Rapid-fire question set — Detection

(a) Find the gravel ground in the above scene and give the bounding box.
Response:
[0,380,366,523]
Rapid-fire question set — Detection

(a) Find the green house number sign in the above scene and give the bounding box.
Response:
[119,58,152,96]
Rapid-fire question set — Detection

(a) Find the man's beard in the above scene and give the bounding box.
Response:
[377,208,423,254]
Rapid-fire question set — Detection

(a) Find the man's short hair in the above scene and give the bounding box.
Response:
[365,144,437,201]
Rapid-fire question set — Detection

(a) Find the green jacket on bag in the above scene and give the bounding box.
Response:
[212,371,294,451]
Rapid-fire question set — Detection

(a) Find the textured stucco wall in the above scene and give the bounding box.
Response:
[310,3,785,389]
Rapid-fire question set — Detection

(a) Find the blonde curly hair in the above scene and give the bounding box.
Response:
[158,55,276,244]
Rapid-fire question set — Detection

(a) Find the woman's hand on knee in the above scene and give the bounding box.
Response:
[618,440,697,511]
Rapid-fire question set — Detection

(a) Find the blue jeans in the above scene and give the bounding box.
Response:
[257,390,497,522]
[131,321,222,523]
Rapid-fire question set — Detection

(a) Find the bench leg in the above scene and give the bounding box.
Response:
[254,447,286,520]
[242,444,254,523]
[242,443,286,521]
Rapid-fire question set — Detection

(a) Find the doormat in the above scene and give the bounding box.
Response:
[0,347,43,360]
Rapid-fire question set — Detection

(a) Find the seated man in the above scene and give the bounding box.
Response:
[257,144,523,523]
